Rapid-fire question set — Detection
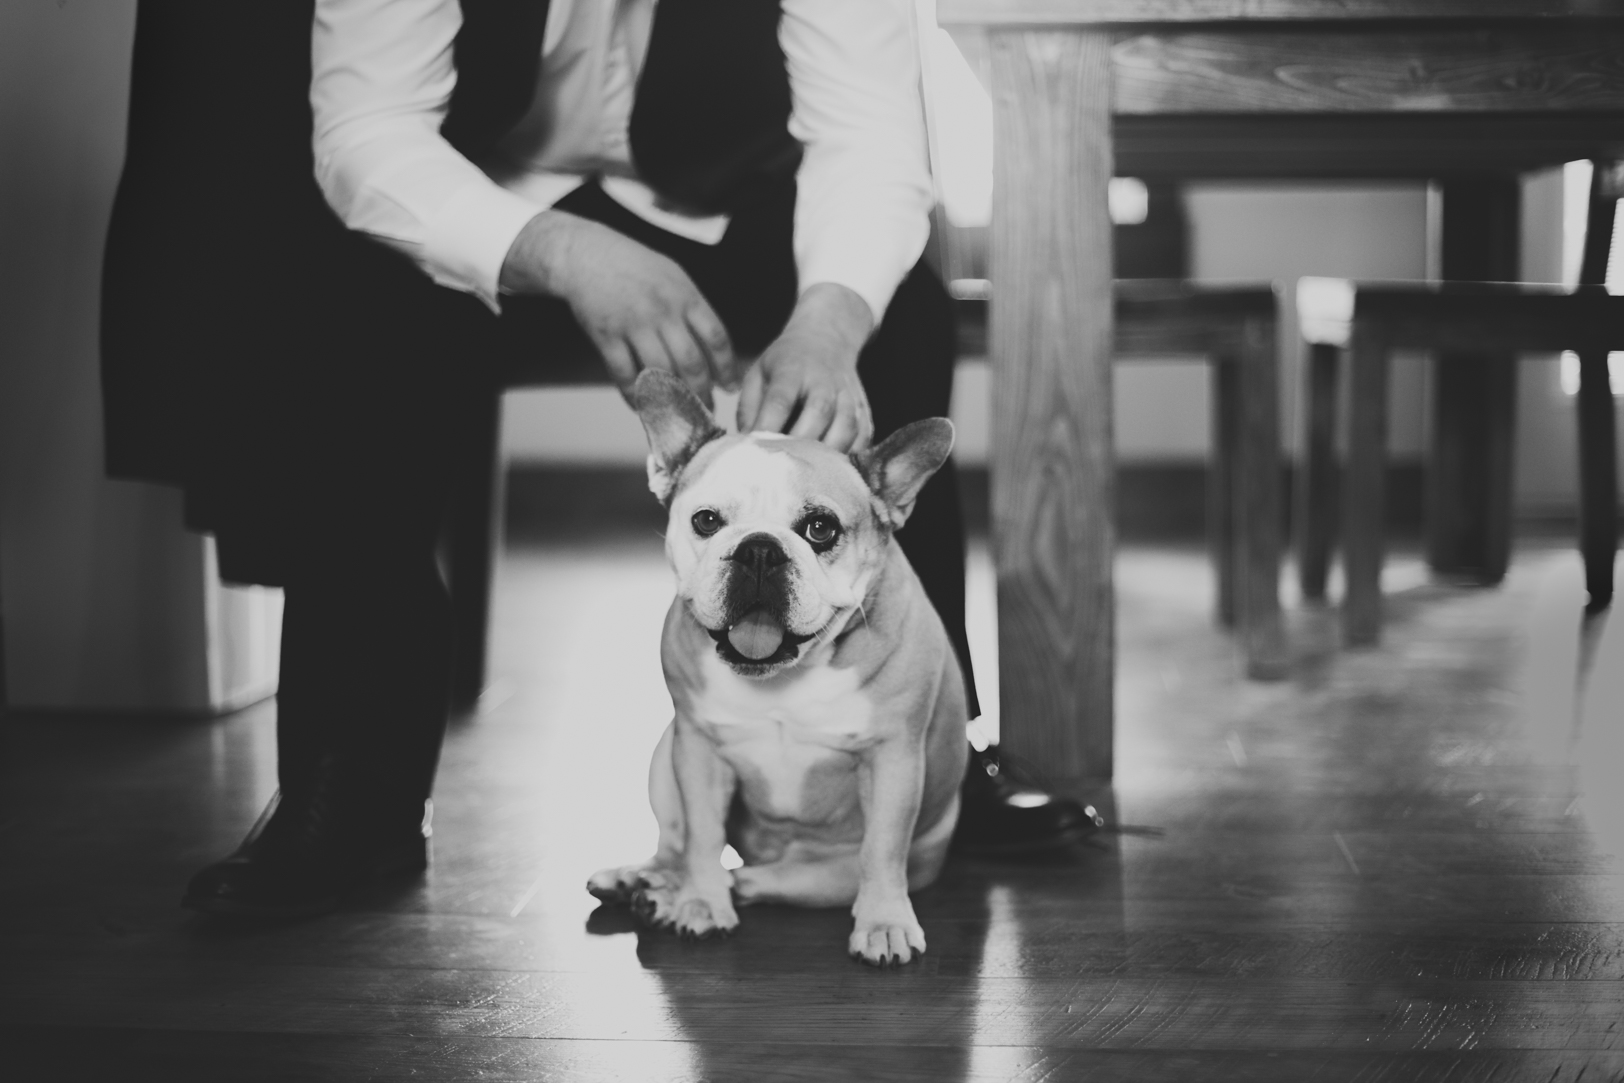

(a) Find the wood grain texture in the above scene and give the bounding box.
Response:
[1114,113,1624,178]
[1113,28,1624,114]
[5,1029,1623,1083]
[1341,327,1389,647]
[1297,343,1339,603]
[988,28,1116,777]
[939,0,1624,26]
[8,957,1624,1049]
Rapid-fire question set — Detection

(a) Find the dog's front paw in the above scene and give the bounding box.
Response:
[631,872,738,939]
[587,864,649,904]
[671,890,740,939]
[849,897,926,967]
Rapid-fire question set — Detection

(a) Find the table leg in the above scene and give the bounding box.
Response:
[1428,176,1519,585]
[1343,331,1389,647]
[1210,354,1240,629]
[1238,314,1287,680]
[1577,350,1618,612]
[1297,342,1339,603]
[988,28,1115,780]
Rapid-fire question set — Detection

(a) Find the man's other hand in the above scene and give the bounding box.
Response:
[739,283,875,453]
[500,210,738,402]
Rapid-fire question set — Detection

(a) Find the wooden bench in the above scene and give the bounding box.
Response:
[1296,277,1624,647]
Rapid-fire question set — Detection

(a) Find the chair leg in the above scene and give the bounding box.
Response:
[446,389,505,715]
[1297,342,1339,603]
[1237,316,1287,680]
[1342,331,1389,647]
[1210,355,1240,628]
[1577,350,1618,613]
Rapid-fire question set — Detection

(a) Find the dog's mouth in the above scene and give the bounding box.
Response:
[707,609,817,671]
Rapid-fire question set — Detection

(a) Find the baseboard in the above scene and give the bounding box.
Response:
[504,460,1439,544]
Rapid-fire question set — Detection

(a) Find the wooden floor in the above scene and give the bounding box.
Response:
[3,531,1622,1082]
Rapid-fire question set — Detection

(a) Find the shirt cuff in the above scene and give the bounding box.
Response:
[798,226,925,327]
[420,181,545,313]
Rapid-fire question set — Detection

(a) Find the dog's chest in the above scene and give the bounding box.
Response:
[692,655,877,751]
[691,657,877,821]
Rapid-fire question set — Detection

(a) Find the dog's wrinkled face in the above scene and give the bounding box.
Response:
[628,371,954,678]
[668,434,884,676]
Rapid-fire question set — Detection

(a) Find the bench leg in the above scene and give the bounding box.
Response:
[1237,316,1287,679]
[1297,342,1339,603]
[1210,355,1240,629]
[1577,350,1618,613]
[1428,176,1520,585]
[1342,332,1388,647]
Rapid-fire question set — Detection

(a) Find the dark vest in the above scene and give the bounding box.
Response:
[442,0,801,215]
[102,0,799,553]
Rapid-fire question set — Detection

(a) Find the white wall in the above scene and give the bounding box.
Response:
[0,2,279,712]
[1186,182,1432,461]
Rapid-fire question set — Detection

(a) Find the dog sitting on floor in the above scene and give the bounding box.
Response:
[588,371,968,966]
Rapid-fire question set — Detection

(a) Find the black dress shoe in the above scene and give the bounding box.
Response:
[183,786,430,919]
[951,744,1104,855]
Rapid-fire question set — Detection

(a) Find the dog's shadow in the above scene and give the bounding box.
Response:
[581,818,1128,1074]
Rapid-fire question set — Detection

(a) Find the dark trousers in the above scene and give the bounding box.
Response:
[263,179,978,812]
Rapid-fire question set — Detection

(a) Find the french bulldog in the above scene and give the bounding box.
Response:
[587,370,968,966]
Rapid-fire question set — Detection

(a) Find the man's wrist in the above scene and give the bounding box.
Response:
[789,283,875,357]
[498,210,580,298]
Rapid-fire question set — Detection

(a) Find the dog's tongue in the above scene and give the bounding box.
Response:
[727,611,785,660]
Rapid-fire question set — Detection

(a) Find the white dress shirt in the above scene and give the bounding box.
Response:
[311,0,934,323]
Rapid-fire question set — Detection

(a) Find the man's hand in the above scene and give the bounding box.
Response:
[739,283,875,452]
[500,210,738,402]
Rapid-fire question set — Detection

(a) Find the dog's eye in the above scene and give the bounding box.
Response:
[802,515,840,546]
[691,509,724,537]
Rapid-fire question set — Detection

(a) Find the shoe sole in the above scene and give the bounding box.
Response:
[181,850,429,920]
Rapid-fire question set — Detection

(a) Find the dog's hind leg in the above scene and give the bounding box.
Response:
[587,720,685,903]
[731,847,862,908]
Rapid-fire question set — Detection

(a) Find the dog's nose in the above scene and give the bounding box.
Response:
[728,534,789,577]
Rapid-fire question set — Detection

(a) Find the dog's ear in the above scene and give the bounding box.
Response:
[854,418,955,530]
[627,370,725,504]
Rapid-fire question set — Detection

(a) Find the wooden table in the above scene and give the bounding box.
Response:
[937,0,1624,780]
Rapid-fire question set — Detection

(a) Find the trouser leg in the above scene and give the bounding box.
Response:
[857,261,980,719]
[276,532,452,836]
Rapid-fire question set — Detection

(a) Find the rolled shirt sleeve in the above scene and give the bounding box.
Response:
[782,0,935,326]
[312,0,937,323]
[311,0,542,312]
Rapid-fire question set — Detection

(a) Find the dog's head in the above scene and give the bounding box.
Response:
[628,371,954,678]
